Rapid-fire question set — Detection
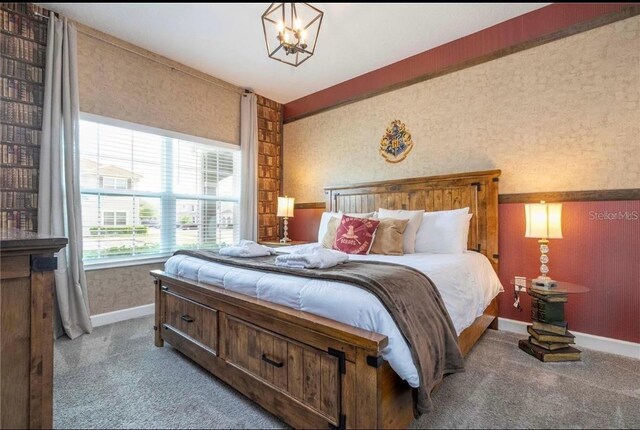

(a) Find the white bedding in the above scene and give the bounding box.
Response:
[164,245,503,388]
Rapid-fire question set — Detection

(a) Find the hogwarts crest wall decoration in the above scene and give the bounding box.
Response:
[379,120,414,163]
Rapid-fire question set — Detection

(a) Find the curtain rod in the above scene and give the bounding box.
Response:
[75,27,244,96]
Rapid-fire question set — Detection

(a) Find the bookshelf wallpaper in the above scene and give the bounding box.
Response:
[0,2,48,231]
[257,95,283,242]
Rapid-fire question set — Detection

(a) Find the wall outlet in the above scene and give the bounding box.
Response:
[514,276,527,292]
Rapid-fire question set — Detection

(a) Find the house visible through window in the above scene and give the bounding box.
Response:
[103,211,127,226]
[102,176,130,190]
[79,115,241,264]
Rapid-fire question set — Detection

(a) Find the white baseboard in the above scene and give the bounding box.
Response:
[91,303,154,328]
[498,317,640,360]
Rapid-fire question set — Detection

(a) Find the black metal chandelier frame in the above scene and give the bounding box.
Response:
[261,3,324,67]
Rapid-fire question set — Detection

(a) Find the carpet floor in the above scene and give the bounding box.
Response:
[54,316,640,429]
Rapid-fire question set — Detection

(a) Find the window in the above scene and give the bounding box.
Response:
[79,115,241,264]
[103,211,127,226]
[102,176,129,190]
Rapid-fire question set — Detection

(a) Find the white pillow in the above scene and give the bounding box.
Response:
[316,211,375,242]
[347,211,375,219]
[460,213,472,251]
[376,208,424,254]
[414,208,472,254]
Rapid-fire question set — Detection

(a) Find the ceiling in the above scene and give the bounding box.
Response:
[39,3,549,104]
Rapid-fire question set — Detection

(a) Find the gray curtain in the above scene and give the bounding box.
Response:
[38,13,92,339]
[240,92,258,241]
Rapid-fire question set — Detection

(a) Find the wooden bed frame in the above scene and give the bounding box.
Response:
[151,169,501,429]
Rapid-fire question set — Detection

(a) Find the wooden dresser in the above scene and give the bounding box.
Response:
[0,229,67,429]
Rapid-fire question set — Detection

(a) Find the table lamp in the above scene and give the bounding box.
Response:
[525,201,562,286]
[277,196,295,243]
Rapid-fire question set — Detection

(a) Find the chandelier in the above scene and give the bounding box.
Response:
[261,3,324,67]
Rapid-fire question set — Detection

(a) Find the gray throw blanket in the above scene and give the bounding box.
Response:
[173,250,464,414]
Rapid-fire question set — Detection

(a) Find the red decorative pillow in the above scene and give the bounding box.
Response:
[333,215,381,255]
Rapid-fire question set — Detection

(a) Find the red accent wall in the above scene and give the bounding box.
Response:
[499,201,639,343]
[288,208,325,243]
[289,201,640,343]
[284,3,637,122]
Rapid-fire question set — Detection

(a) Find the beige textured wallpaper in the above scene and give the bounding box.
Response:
[86,263,163,315]
[284,16,640,203]
[76,25,241,144]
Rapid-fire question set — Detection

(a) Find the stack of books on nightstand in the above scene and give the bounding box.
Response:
[518,287,582,362]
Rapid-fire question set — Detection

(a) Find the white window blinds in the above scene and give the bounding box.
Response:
[79,116,241,264]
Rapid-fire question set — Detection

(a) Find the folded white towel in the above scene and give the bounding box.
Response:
[275,244,348,269]
[219,240,276,258]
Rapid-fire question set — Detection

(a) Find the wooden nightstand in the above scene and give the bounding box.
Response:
[259,240,311,248]
[512,278,590,362]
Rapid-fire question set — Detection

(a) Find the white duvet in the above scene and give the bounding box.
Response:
[164,245,503,388]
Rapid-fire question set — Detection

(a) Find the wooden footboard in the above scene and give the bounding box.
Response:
[152,270,416,429]
[152,270,498,429]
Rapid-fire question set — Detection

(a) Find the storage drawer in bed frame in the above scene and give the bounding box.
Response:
[224,314,341,423]
[163,290,218,353]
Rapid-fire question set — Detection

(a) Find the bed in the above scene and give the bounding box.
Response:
[151,169,501,429]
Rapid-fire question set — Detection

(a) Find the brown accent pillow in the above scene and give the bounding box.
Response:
[369,218,409,255]
[321,216,341,249]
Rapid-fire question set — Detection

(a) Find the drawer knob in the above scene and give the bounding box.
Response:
[180,315,194,323]
[261,354,284,368]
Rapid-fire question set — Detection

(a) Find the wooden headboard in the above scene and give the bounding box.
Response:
[324,170,501,272]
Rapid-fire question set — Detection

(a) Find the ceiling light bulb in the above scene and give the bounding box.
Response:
[294,19,301,30]
[277,21,284,33]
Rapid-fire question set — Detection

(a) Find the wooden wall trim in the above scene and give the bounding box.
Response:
[323,170,502,192]
[296,189,640,208]
[284,3,640,123]
[499,189,640,204]
[294,202,326,210]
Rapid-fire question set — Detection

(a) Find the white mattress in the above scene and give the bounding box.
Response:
[164,245,503,388]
